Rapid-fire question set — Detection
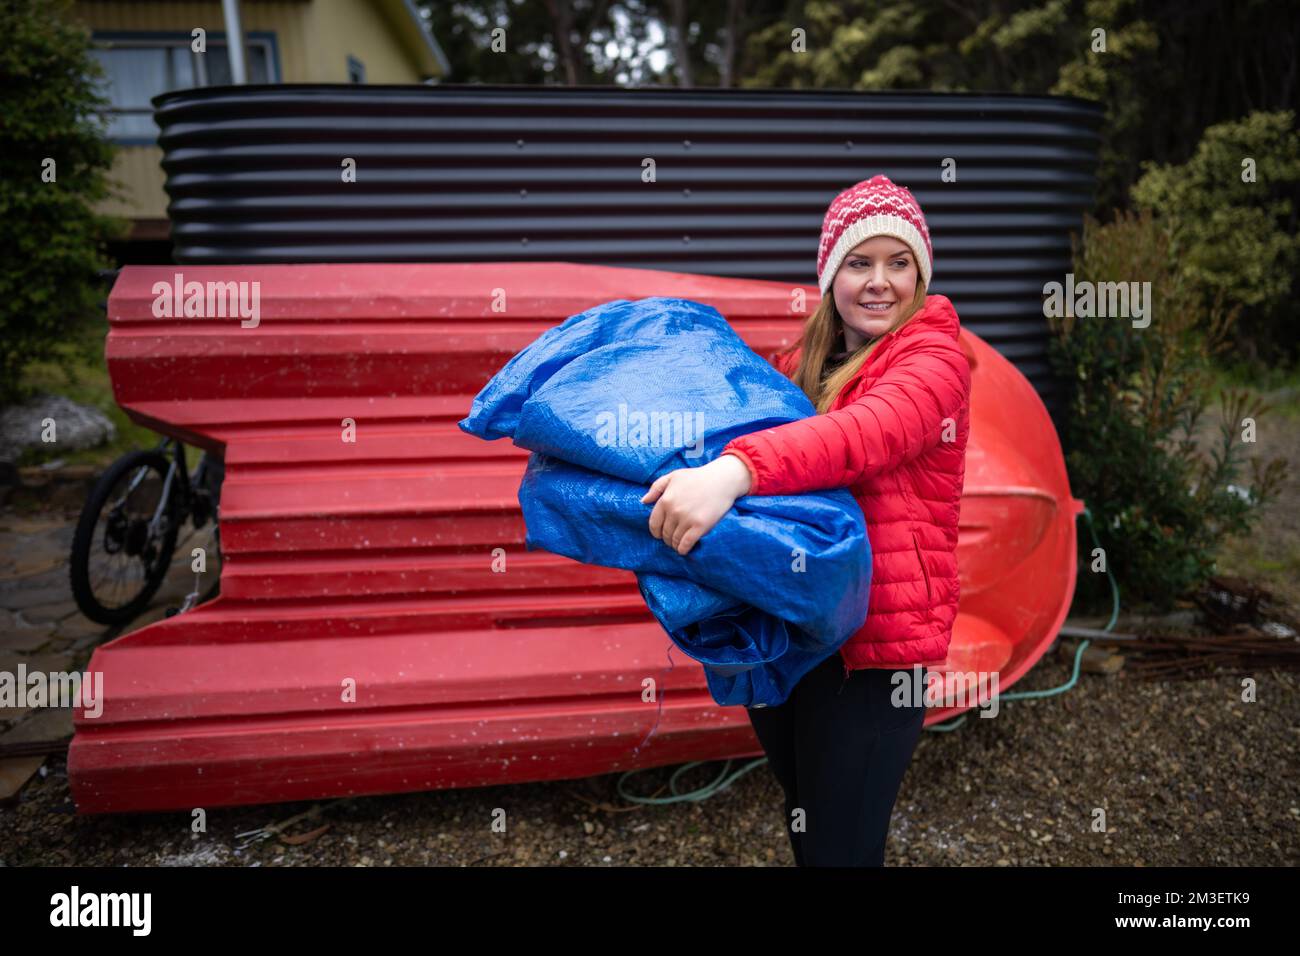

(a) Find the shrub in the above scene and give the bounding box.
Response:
[1047,207,1288,611]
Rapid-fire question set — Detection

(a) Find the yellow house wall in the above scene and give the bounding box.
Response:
[71,1,428,224]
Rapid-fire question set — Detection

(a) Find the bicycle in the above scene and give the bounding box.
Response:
[69,436,225,626]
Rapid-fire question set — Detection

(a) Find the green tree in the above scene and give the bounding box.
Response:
[737,0,1299,218]
[0,0,123,404]
[1130,110,1300,367]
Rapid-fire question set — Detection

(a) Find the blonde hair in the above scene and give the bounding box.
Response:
[788,280,928,413]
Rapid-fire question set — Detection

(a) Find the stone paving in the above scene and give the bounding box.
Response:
[0,504,221,797]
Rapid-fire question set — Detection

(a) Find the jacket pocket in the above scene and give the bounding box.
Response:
[912,530,932,604]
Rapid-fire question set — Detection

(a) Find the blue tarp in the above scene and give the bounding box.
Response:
[458,297,871,707]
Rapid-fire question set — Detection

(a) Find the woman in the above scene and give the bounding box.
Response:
[641,174,971,866]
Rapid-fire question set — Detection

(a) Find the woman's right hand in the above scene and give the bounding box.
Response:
[641,454,752,556]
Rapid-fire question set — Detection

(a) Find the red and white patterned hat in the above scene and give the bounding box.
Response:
[816,174,933,294]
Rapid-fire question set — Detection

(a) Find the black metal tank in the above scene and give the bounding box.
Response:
[152,83,1104,415]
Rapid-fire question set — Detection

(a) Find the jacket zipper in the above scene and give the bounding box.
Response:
[834,318,922,693]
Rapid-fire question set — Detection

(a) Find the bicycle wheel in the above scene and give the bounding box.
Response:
[70,449,182,626]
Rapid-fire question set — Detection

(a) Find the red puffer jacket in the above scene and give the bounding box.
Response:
[721,294,971,677]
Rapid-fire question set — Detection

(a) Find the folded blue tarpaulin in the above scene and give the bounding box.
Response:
[458,297,871,707]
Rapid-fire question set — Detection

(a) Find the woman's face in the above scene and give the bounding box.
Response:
[831,236,919,351]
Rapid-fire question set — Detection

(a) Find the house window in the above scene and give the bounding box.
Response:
[90,34,279,143]
[347,55,366,84]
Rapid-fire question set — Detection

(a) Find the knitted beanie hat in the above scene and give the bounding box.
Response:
[816,174,933,295]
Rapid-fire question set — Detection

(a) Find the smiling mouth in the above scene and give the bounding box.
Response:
[860,302,894,312]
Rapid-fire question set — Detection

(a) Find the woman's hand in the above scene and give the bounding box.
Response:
[641,454,753,555]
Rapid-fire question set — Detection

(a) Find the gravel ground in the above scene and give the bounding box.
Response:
[3,643,1296,867]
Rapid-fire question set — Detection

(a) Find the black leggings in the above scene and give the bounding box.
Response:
[746,654,927,866]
